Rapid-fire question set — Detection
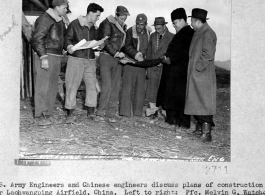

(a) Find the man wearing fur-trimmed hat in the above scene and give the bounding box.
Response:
[31,0,68,125]
[157,8,194,129]
[185,8,217,142]
[119,14,152,118]
[145,17,174,119]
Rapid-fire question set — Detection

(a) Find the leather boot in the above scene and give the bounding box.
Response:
[87,107,95,118]
[66,109,76,124]
[201,122,212,142]
[192,122,203,137]
[67,109,74,116]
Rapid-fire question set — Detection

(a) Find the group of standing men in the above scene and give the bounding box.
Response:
[31,0,217,142]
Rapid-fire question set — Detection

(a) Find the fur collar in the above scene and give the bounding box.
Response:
[77,15,98,29]
[131,25,152,51]
[106,15,127,47]
[46,8,62,22]
[132,25,152,39]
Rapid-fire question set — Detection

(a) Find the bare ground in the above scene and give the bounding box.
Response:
[19,87,230,162]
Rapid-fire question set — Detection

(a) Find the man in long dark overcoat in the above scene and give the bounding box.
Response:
[156,8,194,129]
[185,8,217,142]
[145,17,174,118]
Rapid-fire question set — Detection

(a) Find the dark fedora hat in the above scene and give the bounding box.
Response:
[171,8,187,22]
[152,17,168,26]
[188,8,209,20]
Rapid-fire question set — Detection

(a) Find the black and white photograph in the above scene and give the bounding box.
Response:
[1,0,265,194]
[18,0,231,161]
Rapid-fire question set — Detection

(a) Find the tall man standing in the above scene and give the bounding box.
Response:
[96,6,130,122]
[185,8,217,142]
[120,14,152,118]
[31,0,68,125]
[157,8,194,129]
[145,17,174,118]
[64,3,104,123]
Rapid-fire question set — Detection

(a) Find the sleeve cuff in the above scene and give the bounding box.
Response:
[114,52,119,58]
[67,45,74,50]
[135,52,142,60]
[40,55,48,59]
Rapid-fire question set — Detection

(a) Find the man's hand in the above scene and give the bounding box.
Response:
[41,58,49,70]
[67,45,74,54]
[138,54,144,62]
[163,57,171,64]
[97,42,105,50]
[117,52,125,58]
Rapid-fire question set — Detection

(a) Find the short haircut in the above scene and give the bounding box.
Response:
[87,3,104,14]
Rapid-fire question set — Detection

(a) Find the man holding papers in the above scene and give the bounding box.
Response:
[64,3,104,123]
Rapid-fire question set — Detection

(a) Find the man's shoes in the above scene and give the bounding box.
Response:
[35,113,52,126]
[200,122,212,142]
[65,109,76,124]
[87,107,95,120]
[149,110,158,119]
[94,115,105,122]
[165,117,178,125]
[192,122,203,137]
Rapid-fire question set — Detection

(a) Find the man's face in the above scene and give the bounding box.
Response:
[56,4,68,16]
[191,17,198,30]
[116,15,127,26]
[136,23,146,33]
[172,19,183,31]
[155,25,165,35]
[89,11,101,25]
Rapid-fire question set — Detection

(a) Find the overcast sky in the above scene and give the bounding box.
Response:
[28,0,231,61]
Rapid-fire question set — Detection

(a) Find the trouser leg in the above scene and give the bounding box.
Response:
[106,58,122,118]
[194,115,215,127]
[133,68,145,117]
[165,110,178,125]
[83,59,97,107]
[46,55,62,116]
[119,65,133,117]
[34,55,53,117]
[64,57,84,110]
[96,53,113,116]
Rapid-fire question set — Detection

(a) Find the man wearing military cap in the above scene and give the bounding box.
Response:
[145,17,174,119]
[185,8,217,142]
[96,5,130,122]
[31,0,68,125]
[119,13,152,118]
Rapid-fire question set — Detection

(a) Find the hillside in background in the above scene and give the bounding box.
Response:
[215,65,230,88]
[215,60,231,70]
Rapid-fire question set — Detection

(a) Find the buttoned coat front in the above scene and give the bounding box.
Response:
[184,23,217,115]
[145,28,174,102]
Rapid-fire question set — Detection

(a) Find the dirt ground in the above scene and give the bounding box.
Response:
[19,68,230,161]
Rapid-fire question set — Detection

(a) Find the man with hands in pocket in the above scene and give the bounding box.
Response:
[31,0,68,125]
[184,8,217,142]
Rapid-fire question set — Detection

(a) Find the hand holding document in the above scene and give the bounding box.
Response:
[72,36,109,51]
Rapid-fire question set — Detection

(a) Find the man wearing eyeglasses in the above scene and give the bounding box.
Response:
[157,8,194,129]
